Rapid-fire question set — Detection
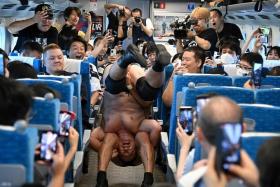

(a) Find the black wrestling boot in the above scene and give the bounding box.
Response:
[141,172,154,187]
[152,45,172,72]
[95,171,108,187]
[117,44,147,68]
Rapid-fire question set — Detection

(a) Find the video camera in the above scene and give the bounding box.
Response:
[170,15,198,39]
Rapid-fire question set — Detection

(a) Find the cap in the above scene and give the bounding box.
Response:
[35,4,53,19]
[191,7,210,19]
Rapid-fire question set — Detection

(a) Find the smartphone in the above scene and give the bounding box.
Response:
[59,111,75,136]
[259,27,270,35]
[251,62,263,88]
[110,49,117,56]
[0,54,4,76]
[259,35,267,44]
[178,106,193,135]
[216,123,242,172]
[40,131,58,161]
[205,51,213,60]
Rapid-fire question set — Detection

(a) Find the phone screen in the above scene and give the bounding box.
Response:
[59,111,73,136]
[217,123,242,172]
[178,106,193,135]
[259,35,268,44]
[0,54,4,76]
[40,131,58,161]
[252,62,263,88]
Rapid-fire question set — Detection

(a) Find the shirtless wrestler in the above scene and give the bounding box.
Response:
[90,44,171,187]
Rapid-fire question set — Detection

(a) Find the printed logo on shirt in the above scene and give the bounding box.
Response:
[35,37,48,48]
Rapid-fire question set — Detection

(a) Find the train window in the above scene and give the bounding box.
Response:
[2,4,17,9]
[258,15,270,20]
[236,15,245,20]
[245,15,256,20]
[227,16,236,20]
[273,14,280,19]
[16,5,30,11]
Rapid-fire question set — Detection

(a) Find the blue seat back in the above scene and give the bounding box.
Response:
[183,86,255,106]
[242,133,280,162]
[8,56,43,73]
[0,128,38,182]
[30,98,60,131]
[80,61,91,115]
[232,76,250,87]
[17,79,74,111]
[38,75,83,149]
[168,74,233,153]
[233,76,280,88]
[255,88,280,107]
[240,104,280,132]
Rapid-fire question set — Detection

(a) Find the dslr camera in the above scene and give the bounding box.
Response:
[135,17,141,23]
[170,15,198,39]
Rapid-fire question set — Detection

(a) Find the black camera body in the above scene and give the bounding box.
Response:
[135,17,141,23]
[170,16,198,39]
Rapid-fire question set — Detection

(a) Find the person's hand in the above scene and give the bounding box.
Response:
[204,58,215,66]
[228,150,260,187]
[173,62,188,74]
[203,147,227,187]
[251,28,262,39]
[108,55,118,63]
[84,12,92,24]
[68,127,79,152]
[51,142,65,176]
[187,30,196,40]
[176,121,195,149]
[33,11,49,23]
[243,80,254,89]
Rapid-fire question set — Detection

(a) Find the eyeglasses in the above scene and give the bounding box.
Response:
[236,64,252,71]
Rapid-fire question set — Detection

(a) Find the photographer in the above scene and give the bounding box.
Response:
[177,7,218,55]
[8,4,58,52]
[104,3,131,41]
[127,8,154,44]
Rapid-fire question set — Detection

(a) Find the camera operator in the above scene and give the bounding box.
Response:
[8,4,58,52]
[127,8,154,44]
[104,3,131,42]
[177,7,218,55]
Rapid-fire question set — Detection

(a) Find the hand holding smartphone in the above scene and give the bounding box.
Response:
[216,123,242,173]
[178,106,193,135]
[40,131,58,161]
[59,111,76,136]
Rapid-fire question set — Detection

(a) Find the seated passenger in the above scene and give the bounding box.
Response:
[266,46,280,60]
[90,44,170,187]
[177,96,259,187]
[268,66,280,76]
[162,46,205,107]
[237,52,263,77]
[142,41,159,68]
[20,41,43,59]
[7,60,38,79]
[8,4,58,51]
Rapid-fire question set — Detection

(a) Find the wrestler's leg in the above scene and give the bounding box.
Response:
[109,44,146,80]
[136,132,155,186]
[96,133,118,187]
[139,119,162,147]
[89,127,105,152]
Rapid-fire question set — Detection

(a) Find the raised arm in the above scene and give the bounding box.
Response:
[8,11,48,34]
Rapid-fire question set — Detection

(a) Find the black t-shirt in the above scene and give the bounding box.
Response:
[107,12,119,34]
[58,24,79,51]
[13,23,58,52]
[195,28,218,55]
[218,22,243,40]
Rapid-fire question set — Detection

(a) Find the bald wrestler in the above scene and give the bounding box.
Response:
[90,44,171,187]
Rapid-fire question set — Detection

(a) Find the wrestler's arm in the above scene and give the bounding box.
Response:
[90,127,105,152]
